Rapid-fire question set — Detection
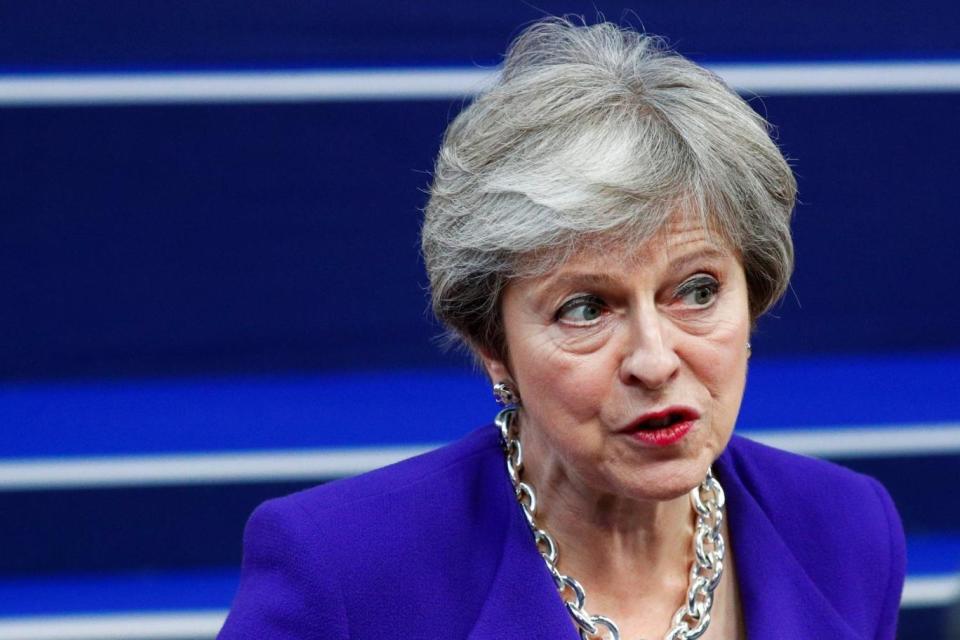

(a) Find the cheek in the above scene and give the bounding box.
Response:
[509,331,619,441]
[713,350,747,415]
[697,322,749,430]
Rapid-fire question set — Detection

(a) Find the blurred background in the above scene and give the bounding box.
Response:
[1,2,958,638]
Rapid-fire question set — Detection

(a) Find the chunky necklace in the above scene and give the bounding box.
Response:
[496,407,726,640]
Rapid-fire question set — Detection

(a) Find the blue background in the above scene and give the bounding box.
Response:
[1,2,958,638]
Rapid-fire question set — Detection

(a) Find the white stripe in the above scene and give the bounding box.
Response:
[0,423,957,490]
[0,574,953,638]
[902,574,960,608]
[0,68,497,106]
[747,423,960,458]
[712,60,960,94]
[0,611,227,640]
[0,61,959,106]
[0,444,441,490]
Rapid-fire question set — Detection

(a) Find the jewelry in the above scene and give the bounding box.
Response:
[496,406,726,640]
[493,380,520,406]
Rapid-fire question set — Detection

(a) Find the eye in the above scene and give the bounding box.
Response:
[676,275,719,308]
[556,295,606,325]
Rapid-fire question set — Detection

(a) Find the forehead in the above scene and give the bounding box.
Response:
[562,218,734,275]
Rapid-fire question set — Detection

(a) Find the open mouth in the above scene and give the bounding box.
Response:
[635,412,689,430]
[626,407,699,432]
[623,407,699,446]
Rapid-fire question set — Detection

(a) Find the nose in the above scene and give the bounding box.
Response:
[618,305,681,390]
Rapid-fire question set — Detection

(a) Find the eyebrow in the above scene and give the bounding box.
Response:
[531,245,732,300]
[540,272,623,292]
[663,245,731,272]
[524,272,619,310]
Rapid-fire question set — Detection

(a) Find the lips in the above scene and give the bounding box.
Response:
[623,407,700,432]
[619,407,700,447]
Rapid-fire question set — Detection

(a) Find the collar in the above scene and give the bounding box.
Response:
[468,431,864,639]
[467,438,579,639]
[714,441,865,639]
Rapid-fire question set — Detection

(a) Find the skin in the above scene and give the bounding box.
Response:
[481,217,749,639]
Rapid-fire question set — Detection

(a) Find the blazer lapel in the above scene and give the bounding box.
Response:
[716,448,865,640]
[469,436,863,640]
[468,478,579,640]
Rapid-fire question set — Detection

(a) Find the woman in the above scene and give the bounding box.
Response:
[219,19,905,639]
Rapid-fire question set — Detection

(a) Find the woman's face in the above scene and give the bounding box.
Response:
[483,218,751,502]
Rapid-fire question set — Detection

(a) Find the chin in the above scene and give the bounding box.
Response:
[615,452,716,503]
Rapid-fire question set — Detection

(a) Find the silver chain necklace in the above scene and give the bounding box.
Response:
[496,407,726,640]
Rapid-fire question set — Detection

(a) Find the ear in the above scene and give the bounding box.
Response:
[477,346,512,385]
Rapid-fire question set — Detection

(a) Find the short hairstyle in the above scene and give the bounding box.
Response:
[422,18,796,360]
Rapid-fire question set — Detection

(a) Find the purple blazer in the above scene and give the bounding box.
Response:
[219,426,905,639]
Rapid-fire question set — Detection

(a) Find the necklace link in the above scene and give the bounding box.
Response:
[495,407,725,640]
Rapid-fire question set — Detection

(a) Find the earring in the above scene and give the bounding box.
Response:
[493,380,520,406]
[746,342,752,358]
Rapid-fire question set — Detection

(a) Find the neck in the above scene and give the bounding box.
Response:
[520,430,696,599]
[502,408,736,640]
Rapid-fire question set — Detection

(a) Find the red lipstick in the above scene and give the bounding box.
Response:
[620,407,699,447]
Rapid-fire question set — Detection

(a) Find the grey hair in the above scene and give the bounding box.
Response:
[422,18,796,360]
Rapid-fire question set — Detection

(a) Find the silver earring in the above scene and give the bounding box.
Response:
[493,381,520,406]
[746,342,752,358]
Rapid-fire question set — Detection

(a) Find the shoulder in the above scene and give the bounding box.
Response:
[723,433,880,495]
[721,435,906,636]
[280,423,504,520]
[722,434,901,534]
[256,424,511,563]
[223,425,515,638]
